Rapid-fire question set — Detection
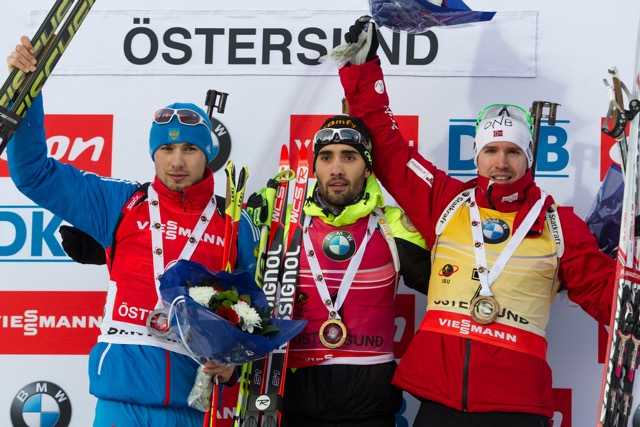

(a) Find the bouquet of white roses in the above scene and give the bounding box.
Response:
[160,260,307,411]
[186,276,277,336]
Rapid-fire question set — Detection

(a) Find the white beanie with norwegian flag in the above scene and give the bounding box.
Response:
[473,114,534,168]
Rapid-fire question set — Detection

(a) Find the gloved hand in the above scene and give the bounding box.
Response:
[246,179,278,228]
[59,225,107,265]
[345,15,379,65]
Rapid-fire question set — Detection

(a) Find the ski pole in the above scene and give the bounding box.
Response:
[602,67,640,175]
[528,101,559,179]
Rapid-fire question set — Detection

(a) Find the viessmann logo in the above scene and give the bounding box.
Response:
[0,291,104,355]
[0,114,113,177]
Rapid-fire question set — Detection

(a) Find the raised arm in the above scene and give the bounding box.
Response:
[337,17,463,244]
[6,39,138,247]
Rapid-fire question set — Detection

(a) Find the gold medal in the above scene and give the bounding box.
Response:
[146,309,172,337]
[319,318,347,348]
[470,295,499,325]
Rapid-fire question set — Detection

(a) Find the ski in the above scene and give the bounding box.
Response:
[239,145,294,427]
[597,19,640,427]
[235,168,294,427]
[202,161,250,427]
[222,161,237,272]
[259,143,309,427]
[222,162,249,272]
[0,0,74,109]
[253,173,288,286]
[0,0,96,155]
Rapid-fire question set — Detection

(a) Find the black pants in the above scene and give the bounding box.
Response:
[281,413,396,427]
[413,399,551,427]
[281,362,401,427]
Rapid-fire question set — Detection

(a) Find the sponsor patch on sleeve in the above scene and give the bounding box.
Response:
[407,158,434,187]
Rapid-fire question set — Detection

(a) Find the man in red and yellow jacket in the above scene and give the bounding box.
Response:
[333,16,615,427]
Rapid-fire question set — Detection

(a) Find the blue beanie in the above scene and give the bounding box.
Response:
[149,102,217,163]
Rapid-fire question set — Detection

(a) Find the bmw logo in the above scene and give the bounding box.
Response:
[207,117,232,172]
[322,231,356,261]
[11,382,72,427]
[481,218,510,244]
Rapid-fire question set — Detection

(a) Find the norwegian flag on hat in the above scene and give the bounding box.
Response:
[493,130,503,137]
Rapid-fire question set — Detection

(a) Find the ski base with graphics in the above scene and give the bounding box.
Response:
[0,0,96,155]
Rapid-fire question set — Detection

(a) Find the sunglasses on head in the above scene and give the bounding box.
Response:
[153,108,211,131]
[476,104,533,135]
[314,128,370,151]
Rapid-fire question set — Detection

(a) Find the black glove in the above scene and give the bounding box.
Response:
[246,178,279,228]
[59,225,107,265]
[345,16,379,65]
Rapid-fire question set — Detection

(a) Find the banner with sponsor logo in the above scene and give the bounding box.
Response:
[0,0,638,426]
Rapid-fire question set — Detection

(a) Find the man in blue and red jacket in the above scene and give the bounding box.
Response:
[7,37,258,427]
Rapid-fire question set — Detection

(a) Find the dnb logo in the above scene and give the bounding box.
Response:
[0,114,113,177]
[10,382,72,427]
[289,114,419,178]
[447,119,570,178]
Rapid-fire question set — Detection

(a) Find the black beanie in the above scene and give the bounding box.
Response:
[313,115,372,171]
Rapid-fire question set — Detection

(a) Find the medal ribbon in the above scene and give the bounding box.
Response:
[303,211,379,321]
[470,189,547,297]
[148,184,217,307]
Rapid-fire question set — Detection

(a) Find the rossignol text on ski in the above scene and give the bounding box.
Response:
[235,145,294,427]
[240,144,309,427]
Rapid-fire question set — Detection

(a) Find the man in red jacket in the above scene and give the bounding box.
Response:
[333,16,616,427]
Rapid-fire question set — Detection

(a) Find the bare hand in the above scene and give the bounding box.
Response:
[7,36,36,73]
[202,361,235,383]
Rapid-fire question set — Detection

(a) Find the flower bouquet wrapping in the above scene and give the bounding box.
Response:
[369,0,495,33]
[586,163,624,259]
[159,259,306,410]
[330,3,495,69]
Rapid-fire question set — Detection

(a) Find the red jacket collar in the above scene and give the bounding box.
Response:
[152,167,215,211]
[472,172,533,211]
[466,171,555,237]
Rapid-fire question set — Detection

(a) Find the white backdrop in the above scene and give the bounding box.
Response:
[0,1,639,426]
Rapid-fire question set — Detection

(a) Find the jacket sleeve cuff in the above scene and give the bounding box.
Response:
[223,366,239,387]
